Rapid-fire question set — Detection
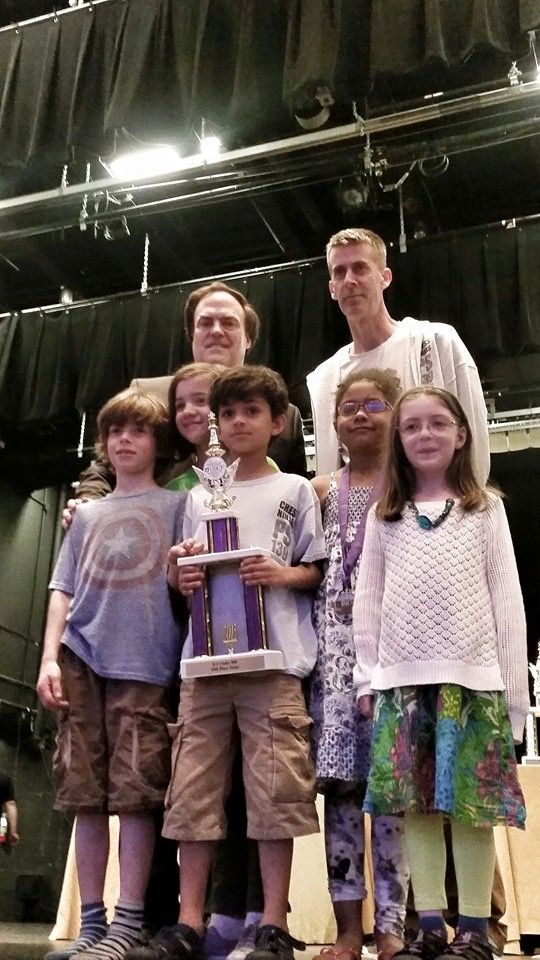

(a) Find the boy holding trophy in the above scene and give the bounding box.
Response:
[132,367,325,960]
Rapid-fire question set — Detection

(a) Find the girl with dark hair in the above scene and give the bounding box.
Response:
[310,368,408,960]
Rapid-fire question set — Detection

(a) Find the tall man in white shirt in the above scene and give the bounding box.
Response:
[307,228,507,953]
[307,228,490,483]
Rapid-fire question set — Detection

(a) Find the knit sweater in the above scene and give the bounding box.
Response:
[353,494,529,740]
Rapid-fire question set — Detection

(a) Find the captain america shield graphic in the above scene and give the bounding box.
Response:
[78,504,170,591]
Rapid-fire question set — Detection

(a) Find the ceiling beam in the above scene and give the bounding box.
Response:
[0,80,538,227]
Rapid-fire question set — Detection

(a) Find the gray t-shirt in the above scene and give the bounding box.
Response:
[50,488,186,685]
[182,473,326,677]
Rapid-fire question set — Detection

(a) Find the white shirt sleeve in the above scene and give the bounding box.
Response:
[182,491,197,540]
[485,497,529,741]
[434,325,490,484]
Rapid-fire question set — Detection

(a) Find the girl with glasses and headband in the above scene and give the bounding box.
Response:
[310,368,409,960]
[354,386,528,960]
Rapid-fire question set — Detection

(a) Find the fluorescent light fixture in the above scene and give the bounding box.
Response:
[106,145,182,180]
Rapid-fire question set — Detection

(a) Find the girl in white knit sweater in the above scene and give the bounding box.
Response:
[353,386,528,960]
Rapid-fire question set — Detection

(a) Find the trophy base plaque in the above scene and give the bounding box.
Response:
[181,648,284,679]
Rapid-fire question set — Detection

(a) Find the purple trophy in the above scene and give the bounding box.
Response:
[178,413,284,678]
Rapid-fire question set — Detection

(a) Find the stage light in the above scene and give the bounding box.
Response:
[195,118,223,162]
[60,286,73,305]
[200,135,222,162]
[103,216,130,241]
[106,145,182,180]
[293,84,335,130]
[507,62,522,86]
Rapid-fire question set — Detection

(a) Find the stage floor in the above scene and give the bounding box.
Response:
[0,925,535,960]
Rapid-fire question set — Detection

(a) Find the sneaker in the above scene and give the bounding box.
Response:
[394,931,448,960]
[226,924,258,960]
[205,926,240,960]
[438,932,493,960]
[124,924,205,960]
[244,925,305,960]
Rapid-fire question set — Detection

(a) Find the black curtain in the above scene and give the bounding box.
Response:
[0,264,341,430]
[490,449,540,662]
[0,0,538,169]
[2,221,540,437]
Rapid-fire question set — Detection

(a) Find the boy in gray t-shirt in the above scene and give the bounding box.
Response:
[37,389,186,960]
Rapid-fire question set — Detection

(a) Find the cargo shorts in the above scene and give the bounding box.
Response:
[53,646,174,814]
[163,672,319,841]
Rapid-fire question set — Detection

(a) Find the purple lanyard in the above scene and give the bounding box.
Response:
[337,466,381,588]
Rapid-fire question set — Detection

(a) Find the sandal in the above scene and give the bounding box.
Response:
[377,933,405,960]
[314,946,362,960]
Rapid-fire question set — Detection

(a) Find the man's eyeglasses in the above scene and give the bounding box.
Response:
[399,417,459,437]
[195,316,241,332]
[337,399,392,417]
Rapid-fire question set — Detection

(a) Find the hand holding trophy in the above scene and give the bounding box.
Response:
[178,412,284,678]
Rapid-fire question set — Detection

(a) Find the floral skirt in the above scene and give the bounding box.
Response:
[364,685,526,829]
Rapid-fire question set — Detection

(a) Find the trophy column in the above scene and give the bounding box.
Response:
[179,412,283,679]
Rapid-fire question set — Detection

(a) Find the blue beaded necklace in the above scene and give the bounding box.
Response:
[410,498,455,530]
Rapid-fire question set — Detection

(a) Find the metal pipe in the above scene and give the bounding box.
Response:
[3,203,540,320]
[0,81,537,219]
[0,0,113,34]
[0,254,326,320]
[0,697,36,713]
[0,673,36,691]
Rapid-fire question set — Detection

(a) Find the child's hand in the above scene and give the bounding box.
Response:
[356,694,374,718]
[168,539,207,596]
[177,564,206,597]
[62,498,84,530]
[239,555,288,588]
[36,661,69,711]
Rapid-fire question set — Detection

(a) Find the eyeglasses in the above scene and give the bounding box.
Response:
[337,399,392,417]
[195,316,241,332]
[399,417,459,437]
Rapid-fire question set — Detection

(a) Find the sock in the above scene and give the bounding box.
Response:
[457,916,488,938]
[244,912,262,930]
[76,900,145,960]
[418,911,447,938]
[45,901,108,960]
[208,914,245,939]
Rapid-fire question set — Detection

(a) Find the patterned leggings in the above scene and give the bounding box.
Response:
[324,780,409,937]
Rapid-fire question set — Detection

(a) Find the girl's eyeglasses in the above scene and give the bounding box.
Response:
[399,417,459,437]
[337,399,392,417]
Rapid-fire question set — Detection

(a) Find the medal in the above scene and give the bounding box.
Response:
[335,467,381,625]
[337,467,382,625]
[334,587,354,624]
